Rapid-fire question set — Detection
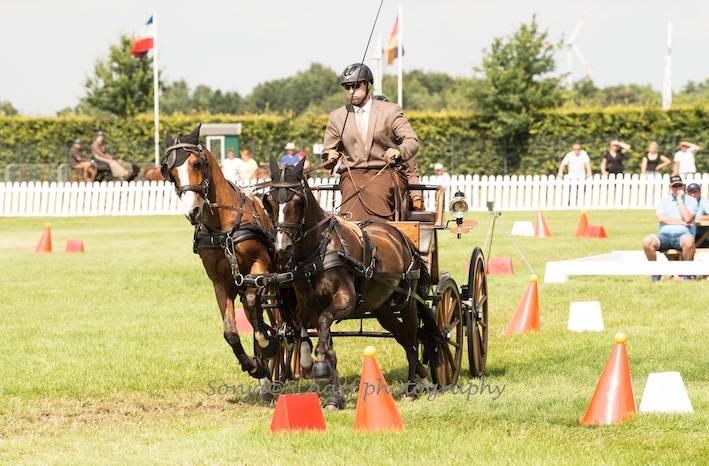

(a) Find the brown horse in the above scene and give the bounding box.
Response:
[263,157,438,409]
[162,125,291,401]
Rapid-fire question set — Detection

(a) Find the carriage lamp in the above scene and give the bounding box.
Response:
[449,191,468,239]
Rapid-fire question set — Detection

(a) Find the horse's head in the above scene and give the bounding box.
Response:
[263,156,308,257]
[162,124,210,224]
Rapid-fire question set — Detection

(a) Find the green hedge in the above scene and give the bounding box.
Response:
[1,106,707,175]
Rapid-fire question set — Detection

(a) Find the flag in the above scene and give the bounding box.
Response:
[386,16,403,65]
[131,15,155,57]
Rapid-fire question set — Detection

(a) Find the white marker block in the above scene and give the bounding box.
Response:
[567,301,604,332]
[639,371,694,414]
[511,221,535,237]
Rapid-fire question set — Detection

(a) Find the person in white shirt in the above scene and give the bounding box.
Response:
[672,141,700,176]
[221,148,241,183]
[558,143,592,179]
[238,148,259,182]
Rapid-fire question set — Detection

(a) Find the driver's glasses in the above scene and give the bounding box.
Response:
[343,82,363,91]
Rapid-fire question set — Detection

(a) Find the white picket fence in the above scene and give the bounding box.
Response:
[1,173,707,217]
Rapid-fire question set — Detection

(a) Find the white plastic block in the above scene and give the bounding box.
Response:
[511,221,535,237]
[639,371,694,414]
[567,301,604,332]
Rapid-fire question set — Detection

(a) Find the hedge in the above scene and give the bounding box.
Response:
[1,106,707,175]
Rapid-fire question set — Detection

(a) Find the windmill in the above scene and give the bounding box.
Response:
[565,12,591,86]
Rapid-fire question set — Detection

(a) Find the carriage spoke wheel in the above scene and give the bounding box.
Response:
[430,275,463,386]
[265,308,300,383]
[467,247,489,377]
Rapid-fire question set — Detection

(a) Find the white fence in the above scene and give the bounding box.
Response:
[1,173,707,217]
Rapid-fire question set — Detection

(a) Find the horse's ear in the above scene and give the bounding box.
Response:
[294,156,306,176]
[188,124,201,143]
[269,156,280,180]
[165,132,173,148]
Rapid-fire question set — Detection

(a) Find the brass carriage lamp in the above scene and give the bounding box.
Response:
[449,191,468,239]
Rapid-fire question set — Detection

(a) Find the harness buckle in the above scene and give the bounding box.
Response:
[234,274,244,287]
[364,267,374,280]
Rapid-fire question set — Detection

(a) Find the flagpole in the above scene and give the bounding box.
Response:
[375,34,383,96]
[397,3,403,107]
[152,12,160,167]
[661,20,672,110]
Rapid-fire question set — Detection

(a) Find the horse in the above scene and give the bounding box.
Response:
[143,166,164,182]
[161,124,296,401]
[262,156,439,409]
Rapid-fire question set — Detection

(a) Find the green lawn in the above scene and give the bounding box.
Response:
[1,211,707,465]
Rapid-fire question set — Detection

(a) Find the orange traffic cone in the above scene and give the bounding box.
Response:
[580,333,636,425]
[235,308,253,334]
[65,240,85,253]
[270,392,326,432]
[34,223,52,253]
[584,225,608,238]
[534,211,553,238]
[353,346,404,431]
[575,211,589,237]
[503,275,540,335]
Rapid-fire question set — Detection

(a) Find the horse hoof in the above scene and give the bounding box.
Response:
[312,361,331,380]
[404,393,418,401]
[324,396,345,410]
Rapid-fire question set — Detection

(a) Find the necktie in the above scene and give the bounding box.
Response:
[357,108,367,141]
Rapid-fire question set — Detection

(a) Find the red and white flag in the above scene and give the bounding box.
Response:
[131,15,155,57]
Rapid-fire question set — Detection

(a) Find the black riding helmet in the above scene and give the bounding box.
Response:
[339,63,374,87]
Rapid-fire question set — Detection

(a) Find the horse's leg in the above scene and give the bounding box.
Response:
[376,299,422,400]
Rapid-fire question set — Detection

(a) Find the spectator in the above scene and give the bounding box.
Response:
[641,175,698,281]
[687,183,709,248]
[558,143,591,179]
[433,163,450,183]
[91,131,136,181]
[600,140,630,176]
[641,141,671,176]
[221,148,241,183]
[280,142,300,166]
[238,148,259,182]
[296,146,312,172]
[67,138,94,182]
[672,141,700,177]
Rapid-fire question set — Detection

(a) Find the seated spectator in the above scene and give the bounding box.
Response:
[600,140,630,176]
[67,139,94,182]
[641,141,671,176]
[672,141,700,177]
[558,143,591,179]
[433,163,450,183]
[641,175,698,281]
[91,131,137,181]
[687,182,709,248]
[280,142,300,166]
[238,148,259,182]
[221,148,241,183]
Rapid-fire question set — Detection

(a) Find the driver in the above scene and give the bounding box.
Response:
[321,63,422,221]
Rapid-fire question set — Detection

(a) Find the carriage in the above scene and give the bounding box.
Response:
[264,181,490,387]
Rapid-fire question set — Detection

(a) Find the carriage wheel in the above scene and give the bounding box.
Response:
[430,275,463,386]
[466,247,489,377]
[265,307,300,383]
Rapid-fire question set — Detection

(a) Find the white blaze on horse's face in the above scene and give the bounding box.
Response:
[275,203,293,253]
[176,161,205,218]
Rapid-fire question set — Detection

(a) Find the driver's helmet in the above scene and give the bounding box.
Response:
[339,63,374,87]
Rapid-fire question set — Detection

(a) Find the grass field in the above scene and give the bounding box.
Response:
[1,211,707,465]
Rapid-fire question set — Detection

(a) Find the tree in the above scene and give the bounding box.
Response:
[81,35,157,117]
[472,16,563,172]
[0,100,18,116]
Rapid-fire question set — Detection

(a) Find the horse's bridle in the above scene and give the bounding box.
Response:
[161,142,210,198]
[268,174,310,245]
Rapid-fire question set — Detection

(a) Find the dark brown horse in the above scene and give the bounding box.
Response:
[162,125,290,401]
[263,157,437,409]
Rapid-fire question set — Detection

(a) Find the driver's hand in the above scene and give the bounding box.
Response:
[320,150,340,168]
[411,194,424,211]
[383,148,401,163]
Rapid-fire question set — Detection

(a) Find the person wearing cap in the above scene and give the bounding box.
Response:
[91,131,134,181]
[67,138,94,182]
[672,141,700,177]
[642,175,699,280]
[321,63,421,221]
[600,140,630,176]
[687,182,709,249]
[280,142,300,167]
[558,143,591,179]
[433,162,450,183]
